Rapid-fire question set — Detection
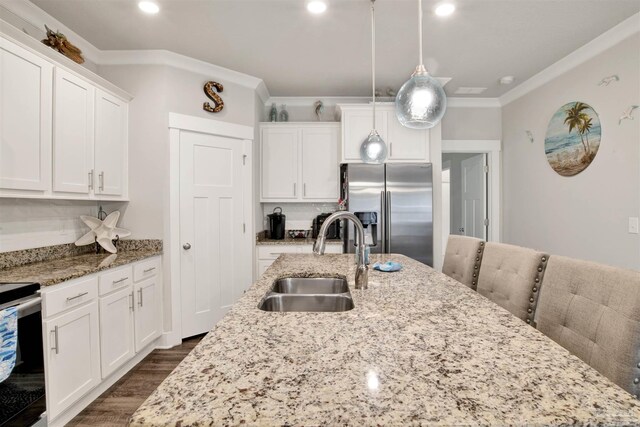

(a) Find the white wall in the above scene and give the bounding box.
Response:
[501,34,640,270]
[441,107,502,140]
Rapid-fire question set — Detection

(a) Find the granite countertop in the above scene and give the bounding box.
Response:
[256,235,342,246]
[129,254,640,426]
[0,242,162,287]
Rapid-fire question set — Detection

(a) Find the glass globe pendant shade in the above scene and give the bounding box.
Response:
[395,65,447,129]
[360,129,387,164]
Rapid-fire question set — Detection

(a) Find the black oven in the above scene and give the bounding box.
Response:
[0,283,45,427]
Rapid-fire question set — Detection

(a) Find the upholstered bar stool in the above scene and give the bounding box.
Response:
[476,242,549,324]
[536,255,640,397]
[442,235,485,290]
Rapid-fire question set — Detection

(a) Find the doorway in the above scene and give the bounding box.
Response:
[441,140,501,265]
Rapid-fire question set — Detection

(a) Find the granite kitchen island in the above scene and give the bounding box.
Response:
[129,254,640,426]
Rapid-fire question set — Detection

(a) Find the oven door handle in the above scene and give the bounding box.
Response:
[16,296,42,319]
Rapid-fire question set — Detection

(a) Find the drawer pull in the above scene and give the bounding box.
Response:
[129,292,134,312]
[143,267,156,273]
[51,326,59,354]
[269,253,284,256]
[138,288,143,307]
[66,292,88,302]
[113,277,129,284]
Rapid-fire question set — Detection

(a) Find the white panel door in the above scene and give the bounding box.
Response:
[99,286,135,378]
[134,276,162,352]
[53,68,95,194]
[461,154,487,239]
[0,38,53,191]
[301,127,339,200]
[387,115,429,161]
[261,128,298,200]
[95,89,127,196]
[342,109,386,162]
[180,130,244,338]
[43,302,100,421]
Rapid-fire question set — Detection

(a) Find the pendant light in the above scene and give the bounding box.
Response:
[395,0,447,129]
[360,0,387,164]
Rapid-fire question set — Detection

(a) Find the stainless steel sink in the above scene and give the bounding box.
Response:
[259,276,354,312]
[272,277,349,294]
[259,293,354,312]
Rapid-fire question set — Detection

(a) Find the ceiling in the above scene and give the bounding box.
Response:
[31,0,640,97]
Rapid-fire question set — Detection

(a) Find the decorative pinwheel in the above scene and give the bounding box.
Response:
[75,211,131,253]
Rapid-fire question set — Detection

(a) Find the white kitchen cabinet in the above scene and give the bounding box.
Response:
[99,286,135,379]
[338,104,430,163]
[260,123,340,202]
[0,37,53,192]
[301,127,339,200]
[341,108,387,162]
[53,68,95,195]
[134,276,162,352]
[261,127,298,200]
[95,89,128,197]
[43,301,101,421]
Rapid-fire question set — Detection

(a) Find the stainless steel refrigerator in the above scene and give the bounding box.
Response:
[340,163,434,266]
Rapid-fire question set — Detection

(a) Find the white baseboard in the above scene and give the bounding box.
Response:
[48,338,160,427]
[155,331,182,349]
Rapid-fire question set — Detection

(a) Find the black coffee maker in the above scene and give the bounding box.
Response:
[267,207,286,240]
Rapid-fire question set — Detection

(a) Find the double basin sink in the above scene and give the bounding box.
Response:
[259,277,354,312]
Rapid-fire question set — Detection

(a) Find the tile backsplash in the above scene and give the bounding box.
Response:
[261,203,339,231]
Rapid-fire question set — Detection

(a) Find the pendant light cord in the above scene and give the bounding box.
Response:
[371,0,376,130]
[418,0,423,66]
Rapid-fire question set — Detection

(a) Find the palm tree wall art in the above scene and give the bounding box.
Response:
[544,101,601,176]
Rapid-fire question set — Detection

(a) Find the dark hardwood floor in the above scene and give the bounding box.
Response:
[67,335,203,426]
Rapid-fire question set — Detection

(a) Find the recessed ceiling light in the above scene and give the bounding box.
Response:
[435,2,455,17]
[138,1,160,14]
[306,0,327,14]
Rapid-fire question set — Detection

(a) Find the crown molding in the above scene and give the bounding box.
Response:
[265,95,500,108]
[500,12,640,106]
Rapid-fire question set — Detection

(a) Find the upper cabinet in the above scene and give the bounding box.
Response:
[0,38,53,192]
[260,123,340,203]
[338,104,430,164]
[0,34,131,201]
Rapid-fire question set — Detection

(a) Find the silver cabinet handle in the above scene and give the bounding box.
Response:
[138,288,143,307]
[303,183,307,197]
[51,326,59,354]
[143,267,156,273]
[66,292,88,302]
[88,170,94,191]
[129,292,134,312]
[99,171,104,192]
[183,243,191,250]
[113,277,128,284]
[389,142,393,157]
[293,183,297,197]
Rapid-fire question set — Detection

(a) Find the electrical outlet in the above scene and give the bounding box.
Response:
[629,217,639,234]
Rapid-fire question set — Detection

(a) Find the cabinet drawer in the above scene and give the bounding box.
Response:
[133,256,161,282]
[43,275,98,318]
[99,265,133,296]
[257,245,303,260]
[324,245,344,254]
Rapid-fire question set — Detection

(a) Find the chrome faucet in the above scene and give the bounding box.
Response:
[313,211,368,290]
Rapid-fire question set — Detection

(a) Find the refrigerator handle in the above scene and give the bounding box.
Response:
[380,190,386,253]
[386,191,392,253]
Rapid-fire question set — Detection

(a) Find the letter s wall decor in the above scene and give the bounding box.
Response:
[203,81,224,113]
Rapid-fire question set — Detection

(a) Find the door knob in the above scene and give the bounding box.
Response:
[183,243,191,250]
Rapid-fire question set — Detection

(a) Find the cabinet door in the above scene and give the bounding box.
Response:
[53,68,95,194]
[43,302,100,421]
[261,128,299,200]
[95,89,127,196]
[0,38,53,191]
[342,109,386,162]
[134,276,161,352]
[301,127,339,200]
[387,115,429,162]
[99,286,135,379]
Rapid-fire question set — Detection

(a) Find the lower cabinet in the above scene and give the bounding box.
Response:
[99,286,135,379]
[134,276,162,352]
[43,302,101,421]
[43,255,163,423]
